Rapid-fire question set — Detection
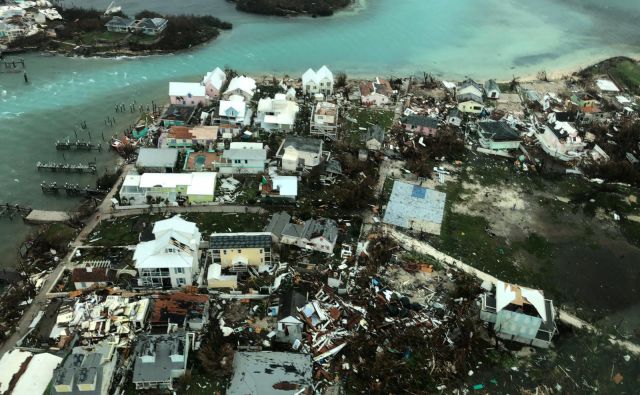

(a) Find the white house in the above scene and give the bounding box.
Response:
[119,171,217,205]
[223,76,256,101]
[446,108,463,126]
[72,267,116,290]
[276,291,307,344]
[275,137,324,172]
[457,79,484,103]
[484,79,501,99]
[458,100,485,114]
[213,96,249,136]
[133,216,201,289]
[259,175,298,199]
[302,66,334,96]
[255,93,300,131]
[280,217,338,254]
[214,142,267,174]
[202,67,226,99]
[169,82,207,106]
[359,77,392,106]
[535,115,587,161]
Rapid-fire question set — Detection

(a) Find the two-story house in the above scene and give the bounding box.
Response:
[277,217,338,254]
[213,96,249,136]
[310,101,339,140]
[222,76,256,101]
[209,232,273,273]
[302,65,334,96]
[169,82,207,106]
[457,79,484,103]
[213,142,267,174]
[132,333,191,391]
[402,115,439,137]
[133,216,201,288]
[359,77,392,106]
[201,67,226,99]
[255,93,300,131]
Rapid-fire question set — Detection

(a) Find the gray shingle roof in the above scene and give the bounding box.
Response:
[136,148,179,168]
[132,334,186,385]
[477,121,520,141]
[402,115,438,128]
[264,211,292,237]
[282,137,323,153]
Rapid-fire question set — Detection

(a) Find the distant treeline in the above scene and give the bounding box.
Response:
[235,0,351,17]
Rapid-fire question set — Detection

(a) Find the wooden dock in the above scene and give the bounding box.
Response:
[36,161,97,174]
[24,210,71,224]
[41,182,107,197]
[55,140,102,151]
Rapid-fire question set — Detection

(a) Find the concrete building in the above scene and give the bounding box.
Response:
[480,281,557,348]
[275,137,323,172]
[209,232,273,273]
[134,216,201,289]
[119,171,217,205]
[132,333,191,391]
[310,101,339,140]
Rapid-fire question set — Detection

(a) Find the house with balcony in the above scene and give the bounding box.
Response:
[169,82,207,106]
[255,93,299,131]
[310,101,338,140]
[479,281,557,348]
[209,232,273,273]
[213,142,267,174]
[212,96,249,137]
[202,67,226,100]
[133,216,201,289]
[132,333,191,391]
[302,65,334,96]
[275,137,323,172]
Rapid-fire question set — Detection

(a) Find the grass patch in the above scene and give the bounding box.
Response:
[81,31,127,44]
[90,217,146,246]
[342,107,394,147]
[513,233,553,259]
[620,218,640,247]
[180,212,270,236]
[608,59,640,94]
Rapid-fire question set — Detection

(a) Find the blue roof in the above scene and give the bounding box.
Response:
[383,181,446,234]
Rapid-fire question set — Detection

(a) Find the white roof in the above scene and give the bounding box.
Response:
[153,215,199,239]
[302,65,333,85]
[495,281,548,321]
[230,142,263,150]
[616,95,631,104]
[441,80,457,90]
[139,172,194,188]
[134,232,195,269]
[207,263,222,280]
[224,76,256,96]
[219,99,247,118]
[202,67,226,90]
[187,172,217,196]
[0,349,32,393]
[596,79,619,92]
[169,82,206,97]
[272,176,298,197]
[257,96,299,126]
[554,121,577,136]
[12,353,62,395]
[123,173,141,186]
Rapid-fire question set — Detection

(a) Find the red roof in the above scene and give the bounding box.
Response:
[72,268,116,283]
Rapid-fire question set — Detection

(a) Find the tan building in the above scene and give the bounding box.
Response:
[209,232,273,272]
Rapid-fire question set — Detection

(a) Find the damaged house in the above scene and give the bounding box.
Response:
[280,217,339,254]
[535,113,587,161]
[275,137,324,172]
[480,281,557,348]
[359,77,393,106]
[150,293,210,333]
[402,115,439,137]
[477,121,521,150]
[133,216,202,289]
[132,333,192,391]
[51,341,118,395]
[275,290,307,345]
[227,351,312,395]
[310,101,339,140]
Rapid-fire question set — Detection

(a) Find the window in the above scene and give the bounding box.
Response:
[238,249,242,253]
[177,277,186,286]
[259,249,263,254]
[174,267,184,274]
[244,160,248,164]
[223,249,227,255]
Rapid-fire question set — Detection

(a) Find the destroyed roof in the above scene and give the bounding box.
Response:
[282,218,338,243]
[51,342,114,395]
[150,292,208,327]
[133,334,186,385]
[366,125,385,143]
[136,148,179,168]
[447,108,462,119]
[459,78,483,91]
[383,181,446,235]
[279,290,307,320]
[484,79,500,92]
[495,281,548,321]
[402,115,439,128]
[281,136,323,153]
[359,77,392,97]
[325,159,343,175]
[228,351,312,395]
[72,268,116,283]
[210,232,272,249]
[477,121,520,141]
[264,211,292,237]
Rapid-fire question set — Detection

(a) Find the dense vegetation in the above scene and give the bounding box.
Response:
[584,120,640,185]
[235,0,351,17]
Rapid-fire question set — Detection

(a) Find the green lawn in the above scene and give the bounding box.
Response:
[343,107,394,147]
[81,30,127,44]
[608,59,640,94]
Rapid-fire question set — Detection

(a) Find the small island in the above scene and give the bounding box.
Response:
[4,7,232,56]
[233,0,353,17]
